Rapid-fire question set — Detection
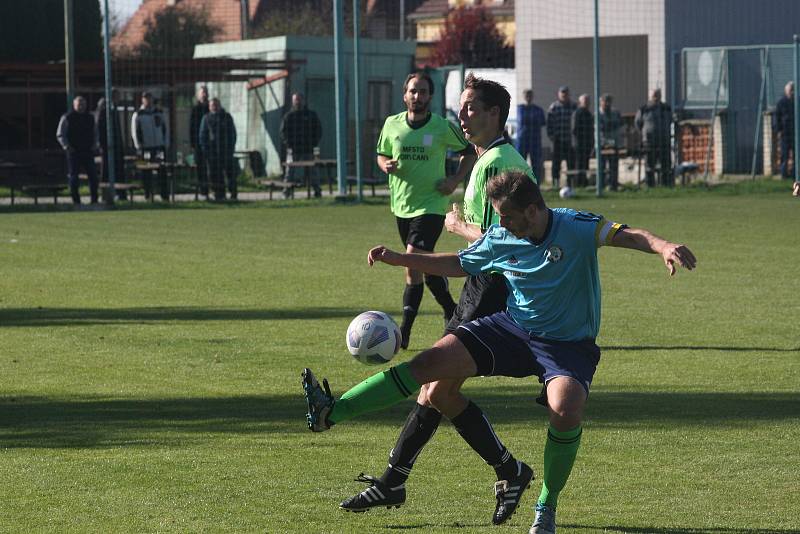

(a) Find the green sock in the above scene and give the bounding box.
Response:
[537,425,582,509]
[328,362,420,425]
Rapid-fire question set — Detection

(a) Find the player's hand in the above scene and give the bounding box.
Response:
[445,203,463,234]
[436,177,458,195]
[661,242,696,276]
[383,159,399,174]
[368,245,400,267]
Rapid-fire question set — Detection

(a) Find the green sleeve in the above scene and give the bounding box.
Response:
[445,120,469,151]
[376,121,393,157]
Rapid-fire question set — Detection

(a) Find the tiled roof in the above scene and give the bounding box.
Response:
[112,0,265,54]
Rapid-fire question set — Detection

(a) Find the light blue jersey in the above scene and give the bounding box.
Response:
[457,208,625,341]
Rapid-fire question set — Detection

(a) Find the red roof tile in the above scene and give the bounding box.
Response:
[112,0,266,55]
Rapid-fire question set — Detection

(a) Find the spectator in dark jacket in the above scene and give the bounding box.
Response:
[200,97,238,201]
[572,94,594,188]
[598,93,623,191]
[774,81,795,179]
[280,93,323,197]
[189,86,210,197]
[546,86,577,188]
[95,94,126,200]
[56,95,98,204]
[635,88,673,187]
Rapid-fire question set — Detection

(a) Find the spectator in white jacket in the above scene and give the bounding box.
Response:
[131,91,170,201]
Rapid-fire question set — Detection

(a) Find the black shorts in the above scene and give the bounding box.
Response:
[452,311,601,394]
[444,271,508,335]
[396,214,445,252]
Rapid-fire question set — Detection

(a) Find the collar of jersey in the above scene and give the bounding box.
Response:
[476,136,508,161]
[525,209,553,246]
[405,112,432,130]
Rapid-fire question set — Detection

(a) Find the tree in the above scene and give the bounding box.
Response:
[0,0,102,62]
[253,0,365,39]
[431,6,513,68]
[135,5,220,59]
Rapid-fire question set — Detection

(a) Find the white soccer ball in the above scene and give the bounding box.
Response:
[346,311,402,365]
[559,186,574,199]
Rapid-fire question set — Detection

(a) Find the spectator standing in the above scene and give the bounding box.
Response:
[571,94,594,188]
[190,86,210,198]
[95,94,126,200]
[598,93,623,191]
[635,88,673,187]
[546,86,577,188]
[774,81,795,179]
[200,97,238,201]
[280,93,323,197]
[516,89,546,182]
[131,91,170,201]
[56,95,98,205]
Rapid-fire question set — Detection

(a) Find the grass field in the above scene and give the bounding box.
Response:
[1,183,798,533]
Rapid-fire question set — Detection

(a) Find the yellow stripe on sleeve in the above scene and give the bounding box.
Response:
[595,218,624,247]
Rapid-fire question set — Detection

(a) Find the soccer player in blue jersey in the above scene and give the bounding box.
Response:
[303,171,696,532]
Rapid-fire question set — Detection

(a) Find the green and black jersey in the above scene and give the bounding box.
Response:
[463,138,537,233]
[377,112,470,218]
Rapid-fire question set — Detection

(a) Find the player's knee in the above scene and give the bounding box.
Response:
[425,381,458,407]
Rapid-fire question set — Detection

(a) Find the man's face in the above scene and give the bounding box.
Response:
[292,94,303,109]
[209,100,220,113]
[493,199,535,239]
[198,88,208,103]
[558,90,569,103]
[600,97,610,112]
[524,91,533,104]
[787,84,794,98]
[73,97,86,113]
[142,96,152,108]
[458,88,498,147]
[403,77,431,114]
[650,90,661,103]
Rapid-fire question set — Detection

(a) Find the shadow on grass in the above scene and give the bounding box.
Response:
[1,386,798,449]
[603,345,799,353]
[0,306,368,327]
[564,525,800,534]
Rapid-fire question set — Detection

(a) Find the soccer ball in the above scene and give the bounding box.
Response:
[346,311,402,365]
[559,186,574,199]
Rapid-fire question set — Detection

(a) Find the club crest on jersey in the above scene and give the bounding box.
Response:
[508,255,519,265]
[546,245,563,263]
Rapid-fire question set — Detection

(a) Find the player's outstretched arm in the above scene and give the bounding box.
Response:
[368,246,467,277]
[445,203,484,242]
[610,227,697,276]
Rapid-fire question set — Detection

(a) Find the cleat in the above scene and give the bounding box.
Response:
[301,368,334,432]
[399,323,411,350]
[340,473,406,512]
[529,503,556,534]
[492,461,534,525]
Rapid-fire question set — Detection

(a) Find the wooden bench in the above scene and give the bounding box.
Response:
[0,150,68,205]
[346,177,382,197]
[100,181,141,203]
[258,179,296,200]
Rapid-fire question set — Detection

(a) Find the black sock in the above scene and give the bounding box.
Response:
[401,283,424,332]
[380,403,442,487]
[451,401,517,481]
[424,275,456,319]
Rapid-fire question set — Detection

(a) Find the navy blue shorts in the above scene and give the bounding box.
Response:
[452,311,601,395]
[396,214,445,252]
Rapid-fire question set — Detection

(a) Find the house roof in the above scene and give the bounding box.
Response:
[112,0,266,55]
[408,0,514,21]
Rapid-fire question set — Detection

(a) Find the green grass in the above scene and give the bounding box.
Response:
[1,185,798,533]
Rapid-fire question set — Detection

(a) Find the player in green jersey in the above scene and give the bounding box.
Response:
[339,74,536,525]
[376,72,477,350]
